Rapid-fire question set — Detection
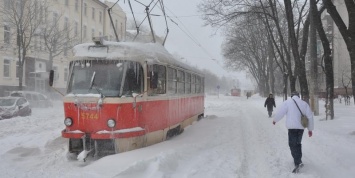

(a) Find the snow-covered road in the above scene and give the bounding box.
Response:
[0,95,354,178]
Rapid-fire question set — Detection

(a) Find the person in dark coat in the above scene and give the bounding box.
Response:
[264,93,276,117]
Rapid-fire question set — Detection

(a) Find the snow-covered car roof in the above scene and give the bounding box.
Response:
[0,97,25,106]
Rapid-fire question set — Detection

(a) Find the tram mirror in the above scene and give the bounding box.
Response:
[150,71,158,89]
[49,70,54,87]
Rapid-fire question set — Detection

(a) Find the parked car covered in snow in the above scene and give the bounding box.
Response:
[0,97,31,119]
[9,91,53,108]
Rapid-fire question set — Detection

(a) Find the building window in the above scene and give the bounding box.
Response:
[83,25,87,39]
[34,36,38,50]
[99,31,102,37]
[64,17,68,30]
[99,11,102,23]
[91,28,95,38]
[16,61,20,78]
[121,22,123,39]
[115,20,118,33]
[40,35,44,51]
[4,25,10,44]
[44,9,48,23]
[92,7,95,20]
[75,0,79,12]
[64,45,68,56]
[3,59,10,78]
[53,12,58,24]
[34,1,38,20]
[84,3,87,16]
[64,68,68,82]
[74,21,78,36]
[40,5,43,21]
[4,0,10,9]
[65,0,68,6]
[53,66,59,81]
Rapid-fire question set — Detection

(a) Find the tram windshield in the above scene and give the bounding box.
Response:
[67,60,143,97]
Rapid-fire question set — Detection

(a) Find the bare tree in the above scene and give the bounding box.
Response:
[313,4,335,119]
[258,0,296,100]
[199,0,285,96]
[283,0,309,100]
[341,68,351,98]
[223,16,270,96]
[199,0,312,100]
[0,0,43,90]
[323,0,355,104]
[41,12,78,73]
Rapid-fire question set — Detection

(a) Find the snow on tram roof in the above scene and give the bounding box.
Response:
[73,41,203,75]
[73,41,172,60]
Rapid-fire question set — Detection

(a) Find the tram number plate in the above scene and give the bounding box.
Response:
[81,113,99,120]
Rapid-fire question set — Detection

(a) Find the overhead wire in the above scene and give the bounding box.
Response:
[162,6,218,64]
[121,0,224,69]
[128,0,161,41]
[158,0,169,45]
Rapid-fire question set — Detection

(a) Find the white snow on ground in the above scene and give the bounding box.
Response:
[0,95,355,178]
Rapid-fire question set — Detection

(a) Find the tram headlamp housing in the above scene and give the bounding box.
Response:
[64,118,73,126]
[107,119,116,128]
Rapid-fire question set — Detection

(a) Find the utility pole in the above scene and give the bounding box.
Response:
[81,0,83,43]
[309,0,319,115]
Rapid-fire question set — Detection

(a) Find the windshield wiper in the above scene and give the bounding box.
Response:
[88,71,105,98]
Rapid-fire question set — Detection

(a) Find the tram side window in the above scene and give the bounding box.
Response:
[191,74,196,94]
[167,67,177,94]
[196,76,201,93]
[185,73,191,94]
[149,65,166,95]
[123,63,144,95]
[177,70,185,94]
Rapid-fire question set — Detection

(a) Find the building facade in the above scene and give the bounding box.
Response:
[0,0,126,97]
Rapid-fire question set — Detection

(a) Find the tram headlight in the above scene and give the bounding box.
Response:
[107,119,116,128]
[64,118,73,126]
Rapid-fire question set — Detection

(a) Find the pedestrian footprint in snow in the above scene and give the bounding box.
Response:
[272,91,314,173]
[264,93,276,117]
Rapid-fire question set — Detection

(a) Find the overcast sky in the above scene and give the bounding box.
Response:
[111,0,253,89]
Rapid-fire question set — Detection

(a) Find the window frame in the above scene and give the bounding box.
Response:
[4,25,10,44]
[177,70,185,94]
[148,64,166,95]
[167,67,177,94]
[92,7,95,20]
[3,59,11,78]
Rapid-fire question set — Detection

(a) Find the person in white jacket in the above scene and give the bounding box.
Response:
[273,91,314,171]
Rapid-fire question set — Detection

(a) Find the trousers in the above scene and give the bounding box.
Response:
[288,129,304,166]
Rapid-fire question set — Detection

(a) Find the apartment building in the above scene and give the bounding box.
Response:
[0,0,126,96]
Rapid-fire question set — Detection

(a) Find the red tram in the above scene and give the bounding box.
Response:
[57,38,205,159]
[231,88,241,96]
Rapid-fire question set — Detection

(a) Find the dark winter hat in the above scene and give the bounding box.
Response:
[291,91,300,97]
